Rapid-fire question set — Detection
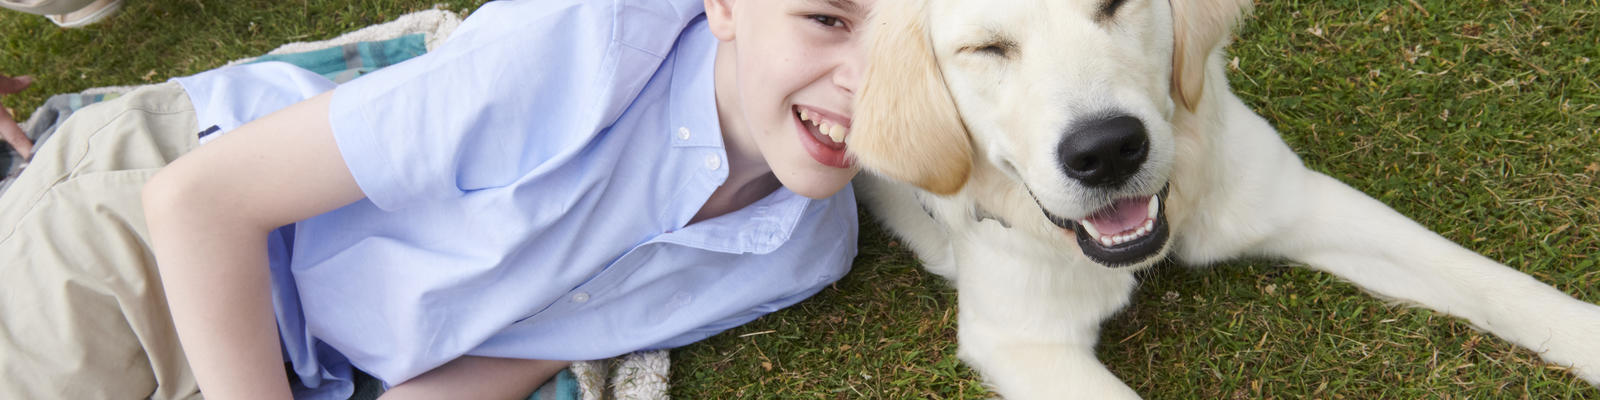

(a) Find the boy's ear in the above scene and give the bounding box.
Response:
[1170,0,1253,112]
[850,0,973,195]
[704,0,736,40]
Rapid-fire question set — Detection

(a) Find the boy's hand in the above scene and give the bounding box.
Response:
[1,74,35,159]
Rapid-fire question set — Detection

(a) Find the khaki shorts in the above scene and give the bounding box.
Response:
[0,82,202,400]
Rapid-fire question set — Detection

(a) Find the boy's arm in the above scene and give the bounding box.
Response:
[144,92,363,399]
[378,356,569,400]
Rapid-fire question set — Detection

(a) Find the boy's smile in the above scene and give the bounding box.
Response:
[706,0,874,199]
[793,105,852,168]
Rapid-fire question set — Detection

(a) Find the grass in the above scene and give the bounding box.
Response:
[3,0,1596,398]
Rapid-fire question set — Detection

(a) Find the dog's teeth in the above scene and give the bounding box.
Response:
[828,124,847,142]
[1148,195,1160,220]
[1080,220,1102,240]
[801,109,812,122]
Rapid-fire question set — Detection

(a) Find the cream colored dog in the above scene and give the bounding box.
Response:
[847,0,1600,398]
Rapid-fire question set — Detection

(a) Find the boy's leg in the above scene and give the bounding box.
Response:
[0,82,203,400]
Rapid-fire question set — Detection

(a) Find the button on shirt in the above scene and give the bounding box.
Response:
[172,1,858,399]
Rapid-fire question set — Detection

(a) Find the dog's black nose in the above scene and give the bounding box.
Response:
[1057,115,1148,187]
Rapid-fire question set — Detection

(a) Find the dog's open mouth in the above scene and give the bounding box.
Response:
[1042,186,1170,267]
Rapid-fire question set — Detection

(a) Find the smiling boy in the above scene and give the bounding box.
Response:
[0,0,875,399]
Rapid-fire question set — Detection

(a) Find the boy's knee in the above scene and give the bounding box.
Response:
[0,171,190,400]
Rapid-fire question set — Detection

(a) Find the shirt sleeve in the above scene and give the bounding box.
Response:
[328,0,624,211]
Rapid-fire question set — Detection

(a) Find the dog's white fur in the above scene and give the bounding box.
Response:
[848,0,1600,397]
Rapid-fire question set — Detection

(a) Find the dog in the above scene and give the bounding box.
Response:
[845,0,1600,397]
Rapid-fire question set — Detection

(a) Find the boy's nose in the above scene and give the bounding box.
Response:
[834,50,863,96]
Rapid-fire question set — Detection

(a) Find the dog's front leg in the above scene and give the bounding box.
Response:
[951,228,1143,399]
[1241,169,1600,385]
[956,329,1141,400]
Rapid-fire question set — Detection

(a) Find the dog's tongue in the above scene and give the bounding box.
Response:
[1084,196,1151,235]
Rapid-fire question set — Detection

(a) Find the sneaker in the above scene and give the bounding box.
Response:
[45,0,122,28]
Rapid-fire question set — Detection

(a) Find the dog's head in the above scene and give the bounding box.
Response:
[851,0,1251,268]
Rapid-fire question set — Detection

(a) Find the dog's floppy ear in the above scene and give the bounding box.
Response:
[1170,0,1254,112]
[850,0,973,195]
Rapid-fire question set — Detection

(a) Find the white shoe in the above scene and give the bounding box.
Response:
[45,0,122,28]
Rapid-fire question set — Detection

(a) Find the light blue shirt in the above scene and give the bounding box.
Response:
[174,1,858,398]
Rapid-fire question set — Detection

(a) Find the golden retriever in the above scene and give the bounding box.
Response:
[847,0,1600,397]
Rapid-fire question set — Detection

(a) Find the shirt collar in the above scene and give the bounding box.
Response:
[660,17,817,254]
[668,16,722,149]
[658,188,813,254]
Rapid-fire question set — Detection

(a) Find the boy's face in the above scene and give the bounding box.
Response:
[707,0,875,199]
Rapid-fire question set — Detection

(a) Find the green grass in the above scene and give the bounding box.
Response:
[4,0,1596,398]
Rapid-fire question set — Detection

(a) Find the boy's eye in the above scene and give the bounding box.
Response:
[809,15,845,29]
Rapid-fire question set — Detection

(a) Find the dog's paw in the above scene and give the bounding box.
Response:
[920,257,958,278]
[1557,354,1600,387]
[1564,340,1600,387]
[1577,367,1600,387]
[1541,304,1600,387]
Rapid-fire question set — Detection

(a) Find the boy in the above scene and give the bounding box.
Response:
[0,0,875,398]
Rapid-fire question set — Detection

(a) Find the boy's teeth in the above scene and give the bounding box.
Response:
[801,108,849,143]
[827,124,848,142]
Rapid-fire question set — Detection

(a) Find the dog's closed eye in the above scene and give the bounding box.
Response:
[960,38,1017,58]
[1098,0,1129,21]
